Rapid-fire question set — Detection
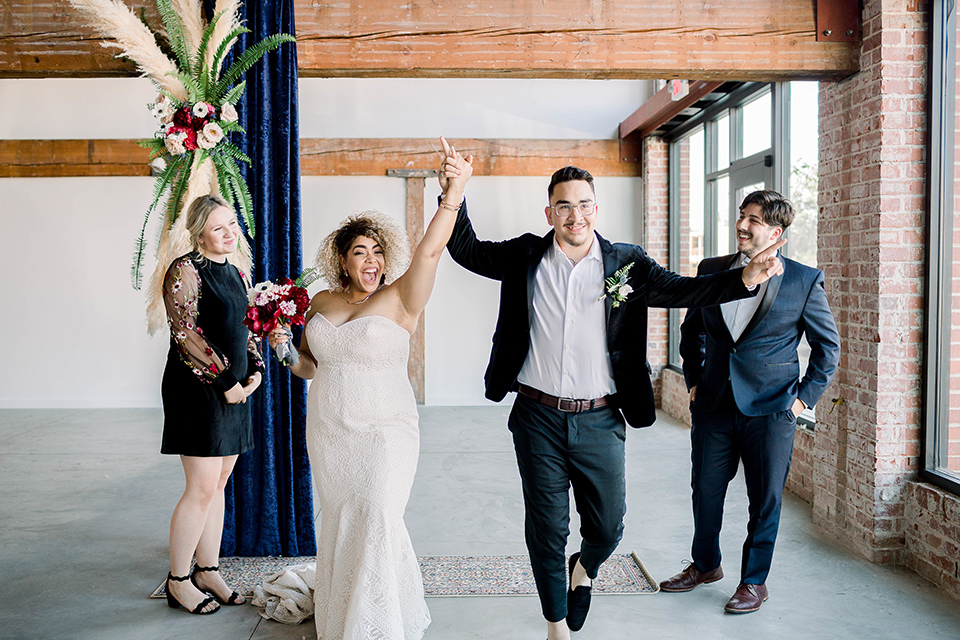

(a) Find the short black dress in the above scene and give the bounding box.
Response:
[160,252,264,457]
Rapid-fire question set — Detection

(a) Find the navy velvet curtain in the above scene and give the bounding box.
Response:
[208,0,316,557]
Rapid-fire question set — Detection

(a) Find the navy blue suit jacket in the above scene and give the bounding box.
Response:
[446,199,758,429]
[680,253,840,416]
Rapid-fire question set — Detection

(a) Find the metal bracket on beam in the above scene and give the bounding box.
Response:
[816,0,859,42]
[619,134,643,164]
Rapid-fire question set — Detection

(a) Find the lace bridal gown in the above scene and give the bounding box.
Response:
[305,313,430,640]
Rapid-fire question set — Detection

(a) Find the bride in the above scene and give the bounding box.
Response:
[269,138,472,639]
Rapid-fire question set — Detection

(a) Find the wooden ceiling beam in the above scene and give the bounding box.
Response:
[2,0,859,79]
[619,80,725,140]
[299,138,638,177]
[0,138,641,178]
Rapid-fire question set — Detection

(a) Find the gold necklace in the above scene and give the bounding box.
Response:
[341,286,380,305]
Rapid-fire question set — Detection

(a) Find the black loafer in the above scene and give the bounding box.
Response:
[566,552,592,632]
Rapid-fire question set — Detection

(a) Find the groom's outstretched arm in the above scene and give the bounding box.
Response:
[446,198,510,281]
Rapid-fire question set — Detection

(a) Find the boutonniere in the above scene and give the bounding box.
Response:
[598,262,635,308]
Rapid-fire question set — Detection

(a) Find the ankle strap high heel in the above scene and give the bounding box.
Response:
[190,565,244,606]
[165,572,220,615]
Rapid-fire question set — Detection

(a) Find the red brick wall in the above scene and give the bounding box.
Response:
[661,368,692,427]
[789,428,816,504]
[643,136,669,404]
[904,483,960,596]
[814,0,927,564]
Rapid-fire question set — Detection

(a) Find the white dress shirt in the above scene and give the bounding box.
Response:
[517,235,616,399]
[721,253,768,342]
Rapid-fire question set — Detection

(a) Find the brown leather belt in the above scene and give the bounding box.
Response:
[518,384,613,413]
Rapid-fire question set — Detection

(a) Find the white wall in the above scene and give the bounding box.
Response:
[0,77,652,408]
[0,176,166,407]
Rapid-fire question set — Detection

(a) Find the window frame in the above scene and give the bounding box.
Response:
[922,0,960,495]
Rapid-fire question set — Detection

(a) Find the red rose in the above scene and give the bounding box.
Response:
[243,306,264,334]
[173,107,194,128]
[183,129,198,151]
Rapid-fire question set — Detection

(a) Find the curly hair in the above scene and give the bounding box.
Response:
[315,211,411,292]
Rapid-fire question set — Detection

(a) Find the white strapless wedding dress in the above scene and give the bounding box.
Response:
[305,313,430,640]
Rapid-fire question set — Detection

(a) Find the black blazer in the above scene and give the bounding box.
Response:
[446,199,756,428]
[680,253,840,416]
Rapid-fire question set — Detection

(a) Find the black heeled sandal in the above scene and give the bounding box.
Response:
[190,564,245,605]
[165,573,220,614]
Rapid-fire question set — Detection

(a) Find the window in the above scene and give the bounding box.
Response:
[923,0,960,492]
[667,81,821,425]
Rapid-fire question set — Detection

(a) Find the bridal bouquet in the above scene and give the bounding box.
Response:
[244,269,317,365]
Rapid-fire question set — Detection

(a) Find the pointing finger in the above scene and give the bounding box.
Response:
[763,238,787,256]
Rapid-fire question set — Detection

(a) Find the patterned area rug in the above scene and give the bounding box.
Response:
[151,552,658,599]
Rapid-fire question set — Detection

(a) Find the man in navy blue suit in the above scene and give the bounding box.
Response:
[660,190,840,614]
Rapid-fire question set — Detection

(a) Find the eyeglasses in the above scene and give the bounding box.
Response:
[550,201,596,217]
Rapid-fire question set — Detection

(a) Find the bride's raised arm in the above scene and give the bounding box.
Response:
[394,137,473,323]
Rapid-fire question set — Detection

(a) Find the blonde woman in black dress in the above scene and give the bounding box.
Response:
[160,195,264,614]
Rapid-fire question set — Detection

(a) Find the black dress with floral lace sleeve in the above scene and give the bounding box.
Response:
[160,252,264,456]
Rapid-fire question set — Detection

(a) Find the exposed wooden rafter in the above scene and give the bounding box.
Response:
[2,0,859,79]
[0,138,642,178]
[619,81,726,142]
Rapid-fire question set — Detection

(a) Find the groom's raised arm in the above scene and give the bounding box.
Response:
[445,198,510,281]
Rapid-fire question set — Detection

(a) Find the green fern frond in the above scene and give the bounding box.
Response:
[218,165,246,231]
[138,138,168,157]
[165,151,194,225]
[215,33,296,101]
[131,154,185,289]
[212,155,248,235]
[217,141,252,165]
[222,80,246,107]
[294,267,321,288]
[219,158,255,236]
[235,172,256,237]
[196,10,226,96]
[219,120,245,136]
[169,71,201,104]
[209,26,251,88]
[212,155,236,207]
[154,0,193,76]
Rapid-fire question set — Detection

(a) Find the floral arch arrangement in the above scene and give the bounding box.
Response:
[68,0,295,332]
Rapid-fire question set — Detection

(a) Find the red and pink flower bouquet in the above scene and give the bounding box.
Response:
[244,269,318,365]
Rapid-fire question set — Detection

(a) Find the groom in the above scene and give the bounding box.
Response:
[445,166,785,639]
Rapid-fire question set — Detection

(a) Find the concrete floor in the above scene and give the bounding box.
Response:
[2,406,959,640]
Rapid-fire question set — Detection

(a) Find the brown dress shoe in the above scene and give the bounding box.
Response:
[658,563,724,592]
[724,582,768,613]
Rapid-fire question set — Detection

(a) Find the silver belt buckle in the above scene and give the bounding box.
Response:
[557,396,579,412]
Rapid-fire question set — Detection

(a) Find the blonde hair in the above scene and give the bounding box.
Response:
[185,194,232,253]
[316,211,410,292]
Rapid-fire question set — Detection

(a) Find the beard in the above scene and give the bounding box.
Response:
[559,224,591,247]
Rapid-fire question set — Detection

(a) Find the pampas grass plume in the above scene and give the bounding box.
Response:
[171,0,205,53]
[68,0,188,102]
[206,0,243,76]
